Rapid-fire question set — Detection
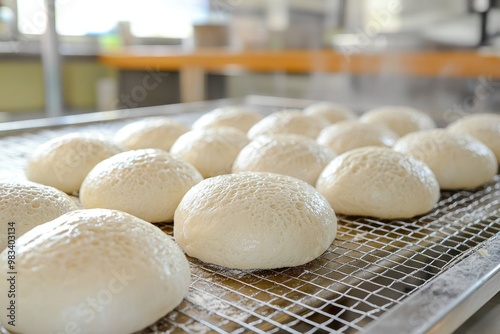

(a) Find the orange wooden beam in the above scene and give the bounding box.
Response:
[99,49,500,79]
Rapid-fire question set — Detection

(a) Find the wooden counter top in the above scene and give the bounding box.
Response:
[100,49,500,78]
[100,48,500,102]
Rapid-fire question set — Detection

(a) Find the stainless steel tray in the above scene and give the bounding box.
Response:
[0,96,498,334]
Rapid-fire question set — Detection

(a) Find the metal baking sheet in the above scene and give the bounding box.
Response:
[0,96,498,334]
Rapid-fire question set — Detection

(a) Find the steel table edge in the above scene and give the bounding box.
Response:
[0,98,242,136]
[363,235,500,334]
[0,95,318,137]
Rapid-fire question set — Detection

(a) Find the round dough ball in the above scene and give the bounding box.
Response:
[233,134,336,185]
[170,127,249,178]
[0,180,77,251]
[247,110,328,140]
[114,117,189,151]
[192,106,263,133]
[174,172,337,270]
[0,209,190,334]
[393,129,497,189]
[303,102,357,124]
[80,149,203,222]
[316,147,440,219]
[317,120,398,154]
[26,133,122,193]
[360,106,436,136]
[447,113,500,163]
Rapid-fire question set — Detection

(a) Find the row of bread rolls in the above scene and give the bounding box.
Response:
[9,104,500,256]
[1,103,499,333]
[0,106,333,333]
[0,177,336,333]
[10,103,500,258]
[11,104,499,268]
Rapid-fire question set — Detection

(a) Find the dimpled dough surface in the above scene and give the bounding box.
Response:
[174,172,337,270]
[114,117,189,151]
[80,149,203,222]
[316,120,398,154]
[316,147,440,219]
[232,134,336,185]
[247,110,327,140]
[0,209,191,334]
[170,127,249,178]
[393,129,498,189]
[447,113,500,163]
[26,133,122,193]
[192,106,263,133]
[303,102,357,124]
[360,106,436,136]
[0,180,78,250]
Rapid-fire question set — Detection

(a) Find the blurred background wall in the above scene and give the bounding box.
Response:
[0,0,498,119]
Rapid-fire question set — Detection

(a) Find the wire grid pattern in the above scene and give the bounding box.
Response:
[0,117,499,334]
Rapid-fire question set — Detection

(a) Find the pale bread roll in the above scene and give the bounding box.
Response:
[114,117,188,151]
[174,172,337,270]
[317,120,398,154]
[170,127,249,178]
[26,133,122,193]
[232,134,336,185]
[447,113,500,163]
[393,129,497,189]
[360,106,436,136]
[0,209,190,334]
[69,195,84,209]
[247,110,328,140]
[303,102,357,124]
[316,147,440,219]
[80,149,203,222]
[192,106,263,133]
[0,180,77,250]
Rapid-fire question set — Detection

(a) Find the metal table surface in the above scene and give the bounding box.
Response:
[0,96,498,334]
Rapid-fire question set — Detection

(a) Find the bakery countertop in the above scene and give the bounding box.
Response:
[99,48,500,103]
[99,48,500,78]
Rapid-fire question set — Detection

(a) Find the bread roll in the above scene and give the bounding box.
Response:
[317,120,398,154]
[26,133,122,193]
[174,172,337,270]
[114,117,188,151]
[192,106,263,133]
[233,134,336,185]
[0,180,77,250]
[0,209,190,334]
[170,127,249,178]
[80,149,203,222]
[248,110,328,140]
[360,106,436,136]
[393,129,497,189]
[447,113,500,163]
[303,102,357,124]
[316,147,440,219]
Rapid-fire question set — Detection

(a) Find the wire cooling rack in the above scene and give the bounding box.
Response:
[0,96,498,334]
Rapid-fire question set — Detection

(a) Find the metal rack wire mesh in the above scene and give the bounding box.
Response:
[0,101,498,334]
